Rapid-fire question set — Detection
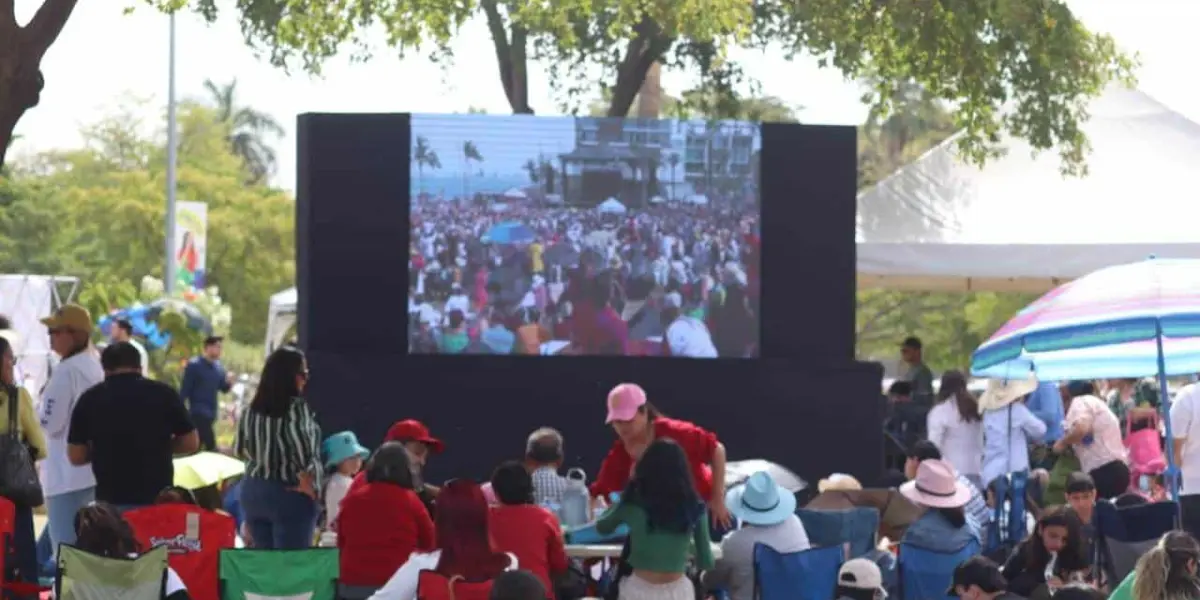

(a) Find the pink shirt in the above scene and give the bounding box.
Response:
[1066,394,1127,473]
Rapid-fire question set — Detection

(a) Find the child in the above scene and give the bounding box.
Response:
[319,431,370,547]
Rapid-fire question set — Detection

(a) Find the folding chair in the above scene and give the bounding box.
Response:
[219,549,339,600]
[126,504,237,600]
[1094,500,1178,585]
[753,543,844,600]
[897,541,980,600]
[56,545,169,600]
[416,571,494,600]
[796,507,880,559]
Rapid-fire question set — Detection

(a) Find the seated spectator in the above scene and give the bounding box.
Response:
[156,486,199,506]
[1110,530,1200,600]
[525,428,569,506]
[835,558,888,600]
[75,502,190,600]
[900,459,982,552]
[488,461,568,597]
[1064,472,1097,561]
[370,480,516,600]
[340,443,435,592]
[704,471,810,600]
[489,571,548,600]
[949,556,1026,600]
[906,440,990,534]
[319,430,370,546]
[1001,506,1089,597]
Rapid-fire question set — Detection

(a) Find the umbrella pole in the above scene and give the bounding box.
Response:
[1154,321,1181,512]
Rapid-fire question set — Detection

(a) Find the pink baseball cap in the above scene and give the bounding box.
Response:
[605,383,647,423]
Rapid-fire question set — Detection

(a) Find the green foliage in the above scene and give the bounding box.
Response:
[589,84,800,122]
[0,99,295,348]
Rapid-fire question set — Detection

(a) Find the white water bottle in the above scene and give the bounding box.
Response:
[560,468,590,527]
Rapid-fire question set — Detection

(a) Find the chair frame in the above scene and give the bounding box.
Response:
[217,548,340,600]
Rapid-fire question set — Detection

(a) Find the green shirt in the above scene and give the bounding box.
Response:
[1109,570,1133,600]
[596,501,716,572]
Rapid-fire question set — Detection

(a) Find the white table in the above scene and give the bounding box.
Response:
[565,543,723,559]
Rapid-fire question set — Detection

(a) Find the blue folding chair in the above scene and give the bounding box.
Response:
[796,507,881,559]
[1094,500,1178,584]
[898,541,980,600]
[753,543,844,600]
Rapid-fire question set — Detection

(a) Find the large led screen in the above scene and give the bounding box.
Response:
[408,114,761,358]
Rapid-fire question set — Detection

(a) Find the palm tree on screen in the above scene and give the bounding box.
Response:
[414,136,442,194]
[462,140,483,199]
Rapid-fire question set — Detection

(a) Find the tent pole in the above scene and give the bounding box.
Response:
[1154,321,1180,517]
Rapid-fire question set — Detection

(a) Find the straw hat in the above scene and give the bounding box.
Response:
[977,375,1038,413]
[818,473,863,492]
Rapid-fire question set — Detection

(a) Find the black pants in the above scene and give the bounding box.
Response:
[1181,495,1200,541]
[1090,460,1131,500]
[193,414,216,451]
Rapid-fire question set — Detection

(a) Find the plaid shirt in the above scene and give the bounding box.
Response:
[531,466,570,506]
[959,474,992,526]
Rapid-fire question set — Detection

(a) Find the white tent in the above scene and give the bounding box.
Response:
[502,187,527,200]
[0,275,78,395]
[597,198,627,214]
[684,194,710,205]
[857,87,1200,292]
[265,287,296,354]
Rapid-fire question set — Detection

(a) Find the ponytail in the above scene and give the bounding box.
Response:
[1133,545,1172,600]
[1134,532,1200,600]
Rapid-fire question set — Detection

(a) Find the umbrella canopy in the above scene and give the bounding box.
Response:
[597,198,627,214]
[483,222,536,245]
[173,452,245,490]
[971,257,1200,380]
[544,243,580,267]
[806,489,923,541]
[725,459,807,493]
[147,299,213,335]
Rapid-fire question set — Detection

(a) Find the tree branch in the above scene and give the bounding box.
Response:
[21,0,78,61]
[1,0,17,36]
[480,0,517,109]
[607,19,674,117]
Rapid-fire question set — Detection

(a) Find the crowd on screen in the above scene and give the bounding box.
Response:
[406,201,760,357]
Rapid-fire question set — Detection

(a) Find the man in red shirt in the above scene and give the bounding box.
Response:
[488,462,568,597]
[348,420,444,514]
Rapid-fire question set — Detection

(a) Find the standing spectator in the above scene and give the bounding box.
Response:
[928,371,985,488]
[900,336,935,407]
[1171,380,1200,540]
[524,427,569,506]
[38,304,104,555]
[180,336,234,451]
[0,335,47,587]
[1054,385,1129,500]
[234,346,322,549]
[109,318,149,375]
[66,342,198,511]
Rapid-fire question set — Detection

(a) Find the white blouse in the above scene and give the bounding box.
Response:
[368,550,518,600]
[927,400,984,479]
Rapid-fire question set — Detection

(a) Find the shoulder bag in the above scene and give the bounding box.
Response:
[0,385,43,507]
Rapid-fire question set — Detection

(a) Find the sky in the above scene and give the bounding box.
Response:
[10,0,1200,192]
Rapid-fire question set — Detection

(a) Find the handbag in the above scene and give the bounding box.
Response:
[0,385,43,507]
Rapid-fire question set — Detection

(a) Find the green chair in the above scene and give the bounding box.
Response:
[219,549,339,600]
[56,544,169,600]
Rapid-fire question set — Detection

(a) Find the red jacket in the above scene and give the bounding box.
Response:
[337,482,436,587]
[590,417,719,500]
[489,505,568,597]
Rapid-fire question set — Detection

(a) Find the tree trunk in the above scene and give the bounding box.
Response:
[0,0,80,170]
[480,0,534,115]
[607,20,674,118]
[636,62,662,118]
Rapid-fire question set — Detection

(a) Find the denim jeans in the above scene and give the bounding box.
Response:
[46,487,95,557]
[240,476,318,549]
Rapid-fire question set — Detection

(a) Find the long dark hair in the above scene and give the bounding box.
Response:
[365,442,416,489]
[1134,531,1200,600]
[1021,505,1087,574]
[0,335,12,387]
[621,438,705,534]
[249,346,306,418]
[434,480,510,580]
[937,370,980,423]
[75,503,141,558]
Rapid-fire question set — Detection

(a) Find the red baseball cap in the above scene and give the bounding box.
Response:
[384,419,444,453]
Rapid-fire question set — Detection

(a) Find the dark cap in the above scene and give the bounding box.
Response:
[902,336,922,350]
[947,556,1007,595]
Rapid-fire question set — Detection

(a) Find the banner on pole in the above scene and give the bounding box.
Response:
[173,201,208,291]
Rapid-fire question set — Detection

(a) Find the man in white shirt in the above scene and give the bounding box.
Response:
[38,304,103,554]
[662,292,718,358]
[110,318,149,375]
[1170,381,1200,539]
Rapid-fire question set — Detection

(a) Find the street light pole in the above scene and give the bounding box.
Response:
[164,10,179,295]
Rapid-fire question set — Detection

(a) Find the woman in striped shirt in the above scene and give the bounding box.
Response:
[235,346,323,549]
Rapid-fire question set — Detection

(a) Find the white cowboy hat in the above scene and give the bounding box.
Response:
[900,459,972,509]
[977,375,1039,413]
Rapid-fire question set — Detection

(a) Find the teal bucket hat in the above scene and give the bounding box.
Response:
[322,431,370,469]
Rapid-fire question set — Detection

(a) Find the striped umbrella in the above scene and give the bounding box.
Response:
[970,257,1200,499]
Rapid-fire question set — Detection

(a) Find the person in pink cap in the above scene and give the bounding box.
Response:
[591,382,732,528]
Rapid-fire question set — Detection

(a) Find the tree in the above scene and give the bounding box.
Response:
[461,140,482,197]
[202,78,285,185]
[588,85,800,122]
[0,0,78,170]
[0,98,295,344]
[412,136,441,194]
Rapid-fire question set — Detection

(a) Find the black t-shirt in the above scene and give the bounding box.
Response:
[68,373,195,505]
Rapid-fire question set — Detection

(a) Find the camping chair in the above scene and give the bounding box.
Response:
[1094,500,1178,585]
[219,548,339,600]
[416,571,494,600]
[753,543,844,600]
[55,545,169,600]
[796,507,880,559]
[897,541,980,600]
[986,470,1029,555]
[126,504,237,600]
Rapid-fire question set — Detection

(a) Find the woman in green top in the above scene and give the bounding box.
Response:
[597,438,715,600]
[1109,530,1200,600]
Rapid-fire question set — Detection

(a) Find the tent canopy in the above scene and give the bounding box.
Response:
[597,198,627,214]
[857,87,1200,292]
[265,287,297,354]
